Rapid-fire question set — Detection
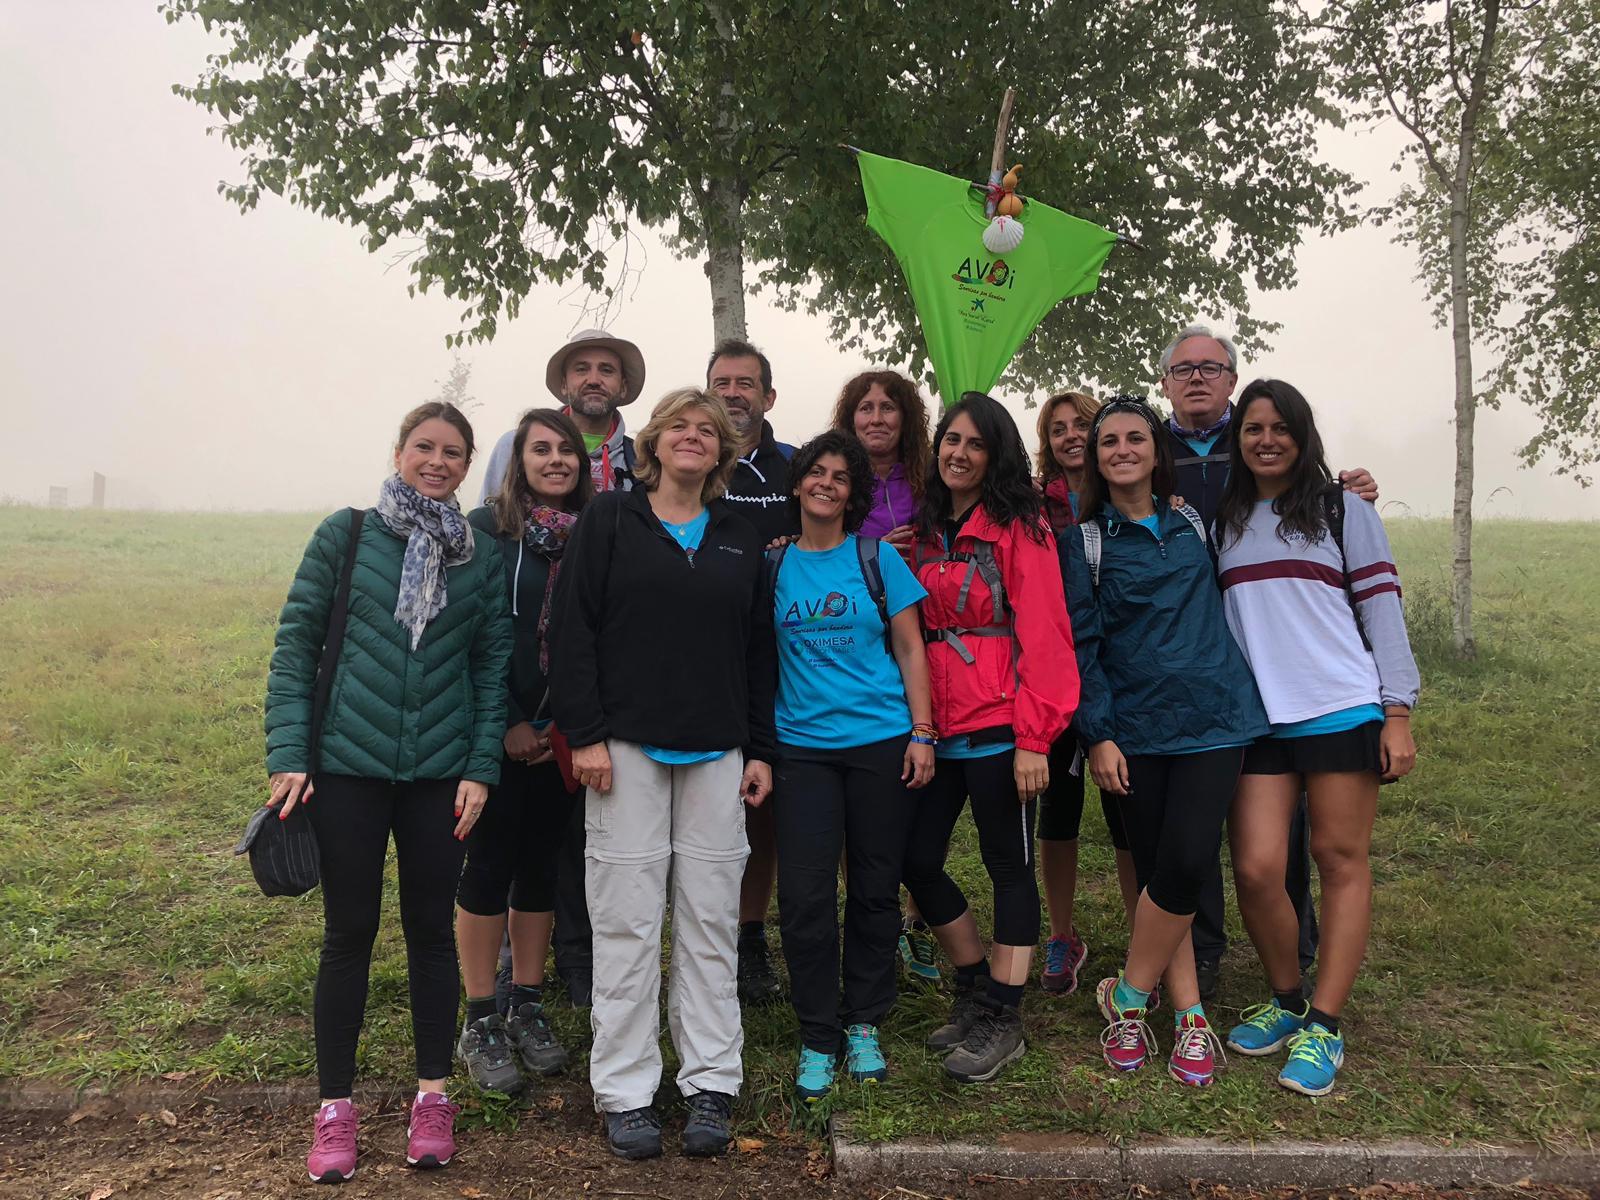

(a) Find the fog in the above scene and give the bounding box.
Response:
[3,1,1594,520]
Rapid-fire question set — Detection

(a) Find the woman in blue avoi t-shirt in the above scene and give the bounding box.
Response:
[767,430,935,1105]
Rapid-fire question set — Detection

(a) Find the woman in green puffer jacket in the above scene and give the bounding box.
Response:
[264,401,512,1183]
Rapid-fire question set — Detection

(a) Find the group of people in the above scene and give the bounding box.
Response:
[264,323,1419,1182]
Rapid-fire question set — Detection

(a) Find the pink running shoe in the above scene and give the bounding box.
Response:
[1096,977,1155,1073]
[306,1099,359,1184]
[1169,1012,1227,1087]
[405,1092,460,1168]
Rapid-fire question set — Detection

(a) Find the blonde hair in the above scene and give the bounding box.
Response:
[1035,390,1100,481]
[632,388,740,503]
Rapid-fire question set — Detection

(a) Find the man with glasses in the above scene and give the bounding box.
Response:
[1156,324,1377,1001]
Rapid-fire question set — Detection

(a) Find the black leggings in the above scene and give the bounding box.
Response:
[902,750,1040,947]
[306,774,466,1097]
[1038,733,1128,850]
[457,758,579,915]
[774,736,918,1054]
[1118,748,1242,917]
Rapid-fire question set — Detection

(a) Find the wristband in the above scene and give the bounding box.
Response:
[910,734,937,746]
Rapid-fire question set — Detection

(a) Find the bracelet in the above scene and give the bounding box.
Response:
[912,722,937,735]
[910,734,937,746]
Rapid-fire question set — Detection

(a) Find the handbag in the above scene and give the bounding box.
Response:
[235,507,366,896]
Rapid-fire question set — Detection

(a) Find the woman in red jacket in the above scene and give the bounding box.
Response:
[902,391,1079,1084]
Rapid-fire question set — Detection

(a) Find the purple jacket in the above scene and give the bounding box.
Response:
[861,463,917,539]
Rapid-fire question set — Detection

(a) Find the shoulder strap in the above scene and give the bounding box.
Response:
[1080,520,1102,591]
[1321,486,1372,650]
[309,507,365,773]
[764,541,788,598]
[855,536,891,638]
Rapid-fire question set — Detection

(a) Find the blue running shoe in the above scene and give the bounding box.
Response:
[796,1046,836,1103]
[898,917,941,984]
[1227,999,1307,1056]
[1041,933,1088,995]
[1277,1024,1345,1096]
[844,1024,888,1084]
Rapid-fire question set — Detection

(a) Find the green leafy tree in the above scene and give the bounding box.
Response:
[1313,0,1598,658]
[163,1,1347,394]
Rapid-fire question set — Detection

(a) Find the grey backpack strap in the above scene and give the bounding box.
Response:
[1176,502,1208,547]
[1080,521,1102,590]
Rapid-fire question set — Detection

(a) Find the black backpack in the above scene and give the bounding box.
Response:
[765,536,892,648]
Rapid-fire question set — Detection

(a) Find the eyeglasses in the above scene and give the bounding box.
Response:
[1166,361,1229,381]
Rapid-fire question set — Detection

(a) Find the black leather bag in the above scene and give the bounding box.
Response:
[235,508,366,896]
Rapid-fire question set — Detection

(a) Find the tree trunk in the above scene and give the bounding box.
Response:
[702,189,747,343]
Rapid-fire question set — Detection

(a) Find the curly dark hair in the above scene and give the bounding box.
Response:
[1216,378,1334,547]
[787,429,875,535]
[916,392,1045,542]
[829,370,932,504]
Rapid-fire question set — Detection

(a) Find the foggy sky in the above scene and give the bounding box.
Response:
[3,1,1595,520]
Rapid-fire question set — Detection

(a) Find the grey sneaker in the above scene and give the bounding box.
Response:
[456,1013,523,1095]
[942,1001,1026,1083]
[681,1091,734,1157]
[604,1107,662,1160]
[506,1001,569,1076]
[925,983,984,1051]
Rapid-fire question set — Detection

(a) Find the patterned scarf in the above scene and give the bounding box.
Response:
[375,473,475,651]
[1168,404,1232,444]
[525,503,578,672]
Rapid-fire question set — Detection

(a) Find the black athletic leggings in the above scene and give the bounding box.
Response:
[306,774,466,1097]
[457,758,579,915]
[1038,731,1128,849]
[1118,748,1243,917]
[902,750,1040,947]
[774,736,918,1054]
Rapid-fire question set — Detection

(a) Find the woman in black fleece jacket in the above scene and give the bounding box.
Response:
[548,387,776,1162]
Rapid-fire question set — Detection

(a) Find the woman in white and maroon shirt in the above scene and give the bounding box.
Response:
[1213,378,1419,1099]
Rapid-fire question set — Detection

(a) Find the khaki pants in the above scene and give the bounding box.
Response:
[584,739,749,1113]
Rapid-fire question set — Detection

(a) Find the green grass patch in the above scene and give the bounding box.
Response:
[0,510,1595,1147]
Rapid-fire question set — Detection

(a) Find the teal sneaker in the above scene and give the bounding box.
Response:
[1227,999,1307,1056]
[898,917,941,984]
[844,1024,888,1084]
[795,1046,836,1103]
[1277,1023,1345,1096]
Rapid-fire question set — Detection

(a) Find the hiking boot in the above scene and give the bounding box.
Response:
[737,935,783,1006]
[844,1024,888,1084]
[942,1000,1026,1083]
[925,982,984,1051]
[1096,976,1155,1072]
[682,1090,735,1157]
[1277,1023,1345,1096]
[405,1092,459,1168]
[505,1000,569,1076]
[1169,1012,1226,1087]
[560,965,593,1009]
[493,954,514,1015]
[456,1013,523,1096]
[306,1099,358,1184]
[1228,999,1308,1056]
[1195,957,1221,1002]
[795,1046,837,1104]
[1041,932,1089,995]
[898,917,941,984]
[604,1106,662,1160]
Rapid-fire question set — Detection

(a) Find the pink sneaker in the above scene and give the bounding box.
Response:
[1169,1012,1226,1087]
[406,1092,460,1168]
[306,1100,359,1183]
[1096,977,1155,1073]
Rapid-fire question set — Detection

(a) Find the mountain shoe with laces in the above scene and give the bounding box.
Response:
[456,1013,523,1096]
[942,998,1026,1083]
[682,1090,735,1157]
[405,1092,459,1168]
[845,1024,889,1084]
[505,1000,569,1075]
[1041,932,1089,995]
[604,1106,662,1160]
[1228,998,1308,1056]
[1277,1023,1345,1096]
[925,980,984,1051]
[737,935,783,1006]
[1096,976,1155,1072]
[898,916,941,984]
[1169,1012,1226,1087]
[795,1046,837,1103]
[306,1099,359,1184]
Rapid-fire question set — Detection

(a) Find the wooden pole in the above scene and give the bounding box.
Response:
[985,86,1016,216]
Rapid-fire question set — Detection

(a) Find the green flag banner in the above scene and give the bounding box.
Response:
[857,150,1118,406]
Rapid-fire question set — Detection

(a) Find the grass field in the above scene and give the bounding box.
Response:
[1,508,1596,1149]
